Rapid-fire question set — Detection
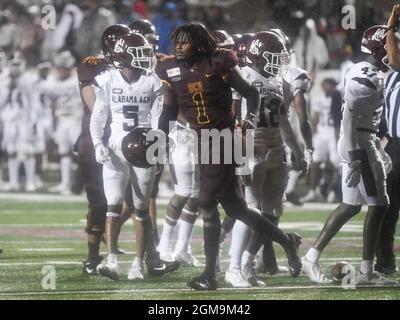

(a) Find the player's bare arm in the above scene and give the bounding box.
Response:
[225,66,260,130]
[293,90,313,150]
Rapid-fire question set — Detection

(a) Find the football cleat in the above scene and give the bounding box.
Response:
[128,259,144,280]
[356,271,399,286]
[187,274,218,291]
[224,269,251,288]
[96,262,120,281]
[146,254,180,277]
[375,262,398,275]
[115,247,126,255]
[173,250,204,267]
[82,256,103,276]
[285,233,302,277]
[242,264,265,287]
[301,257,330,283]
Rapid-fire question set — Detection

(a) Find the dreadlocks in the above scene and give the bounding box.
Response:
[171,23,218,56]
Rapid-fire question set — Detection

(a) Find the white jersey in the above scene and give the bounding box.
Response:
[91,69,162,145]
[234,66,285,150]
[284,65,310,102]
[339,61,384,153]
[311,93,334,132]
[42,74,82,120]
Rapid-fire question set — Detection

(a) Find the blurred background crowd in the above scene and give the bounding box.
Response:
[0,0,394,204]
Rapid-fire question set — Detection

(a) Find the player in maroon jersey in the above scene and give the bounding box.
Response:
[156,23,302,290]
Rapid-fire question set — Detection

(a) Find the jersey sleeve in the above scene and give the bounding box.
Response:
[220,49,239,74]
[155,57,174,88]
[77,58,108,88]
[292,72,310,96]
[90,83,110,145]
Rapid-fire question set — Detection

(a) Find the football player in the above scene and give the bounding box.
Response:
[1,53,33,192]
[157,23,302,290]
[225,31,306,287]
[269,28,313,207]
[77,24,132,274]
[302,26,398,286]
[45,51,82,195]
[90,32,179,281]
[301,78,340,203]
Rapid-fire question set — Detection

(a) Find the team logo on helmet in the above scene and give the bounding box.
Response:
[114,39,126,53]
[372,28,386,41]
[249,39,262,55]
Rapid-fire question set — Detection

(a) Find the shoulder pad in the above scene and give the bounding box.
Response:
[82,56,103,65]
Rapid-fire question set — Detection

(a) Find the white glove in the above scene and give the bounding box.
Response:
[345,160,361,188]
[94,142,110,164]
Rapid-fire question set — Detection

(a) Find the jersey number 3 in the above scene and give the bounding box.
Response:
[123,105,139,131]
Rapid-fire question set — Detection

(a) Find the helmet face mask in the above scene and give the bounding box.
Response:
[262,50,289,77]
[113,34,156,71]
[248,32,289,78]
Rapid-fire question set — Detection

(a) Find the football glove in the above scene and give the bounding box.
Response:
[94,142,110,164]
[380,150,393,174]
[345,160,361,188]
[240,113,256,131]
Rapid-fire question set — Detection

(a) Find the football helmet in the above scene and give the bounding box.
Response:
[101,24,132,62]
[361,25,388,71]
[212,30,235,49]
[247,31,289,77]
[113,32,156,71]
[129,19,159,50]
[269,28,293,54]
[54,50,76,69]
[121,127,156,168]
[233,33,254,67]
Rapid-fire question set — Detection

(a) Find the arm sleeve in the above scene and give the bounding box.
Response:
[90,85,110,146]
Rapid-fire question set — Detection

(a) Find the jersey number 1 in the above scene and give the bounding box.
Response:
[192,92,210,124]
[123,105,139,131]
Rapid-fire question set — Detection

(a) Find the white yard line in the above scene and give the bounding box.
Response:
[0,284,397,297]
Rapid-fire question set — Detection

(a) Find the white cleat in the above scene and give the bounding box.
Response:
[25,183,37,192]
[128,260,144,280]
[159,249,174,262]
[356,272,399,287]
[301,257,330,284]
[173,250,204,267]
[225,269,252,288]
[242,263,265,287]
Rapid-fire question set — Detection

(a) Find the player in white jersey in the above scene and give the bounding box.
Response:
[0,53,37,192]
[42,51,82,195]
[301,78,340,203]
[225,32,306,287]
[302,25,398,286]
[90,33,179,281]
[24,62,53,190]
[269,29,314,207]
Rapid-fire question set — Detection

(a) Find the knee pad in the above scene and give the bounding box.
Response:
[106,204,123,217]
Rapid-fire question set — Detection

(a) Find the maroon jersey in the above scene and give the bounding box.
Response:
[156,49,238,131]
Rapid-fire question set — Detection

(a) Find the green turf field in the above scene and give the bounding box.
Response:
[0,196,399,300]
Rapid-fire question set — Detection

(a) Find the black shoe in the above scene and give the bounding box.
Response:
[375,264,398,275]
[146,255,180,277]
[187,274,218,291]
[285,233,302,277]
[82,256,103,276]
[286,192,303,206]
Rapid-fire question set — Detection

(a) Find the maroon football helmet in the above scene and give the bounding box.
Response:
[247,31,289,77]
[361,25,388,71]
[113,32,155,71]
[212,30,235,49]
[101,24,132,62]
[269,28,293,54]
[129,19,159,50]
[121,127,155,168]
[232,33,254,67]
